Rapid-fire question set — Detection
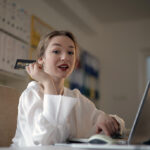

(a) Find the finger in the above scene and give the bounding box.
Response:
[110,124,117,135]
[27,63,34,71]
[96,127,102,134]
[31,62,35,68]
[26,66,30,74]
[34,62,42,71]
[26,65,31,73]
[38,63,43,69]
[108,119,118,135]
[33,62,39,71]
[105,123,114,136]
[106,117,119,135]
[99,124,111,136]
[111,117,120,132]
[26,63,35,75]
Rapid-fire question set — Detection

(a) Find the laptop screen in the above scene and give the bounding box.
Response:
[128,81,150,144]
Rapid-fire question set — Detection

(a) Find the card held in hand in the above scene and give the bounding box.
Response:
[14,59,36,69]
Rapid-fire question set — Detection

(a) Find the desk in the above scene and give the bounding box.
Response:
[0,144,150,150]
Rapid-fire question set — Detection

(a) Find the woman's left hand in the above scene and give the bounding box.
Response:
[96,113,120,136]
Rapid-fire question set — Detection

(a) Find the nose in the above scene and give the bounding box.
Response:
[60,52,68,61]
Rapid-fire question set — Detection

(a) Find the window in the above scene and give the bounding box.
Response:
[138,50,150,97]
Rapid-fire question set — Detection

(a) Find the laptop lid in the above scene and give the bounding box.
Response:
[128,81,150,144]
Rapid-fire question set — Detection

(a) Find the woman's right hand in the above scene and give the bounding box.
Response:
[26,62,57,95]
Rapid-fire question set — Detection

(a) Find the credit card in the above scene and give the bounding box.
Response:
[14,59,36,69]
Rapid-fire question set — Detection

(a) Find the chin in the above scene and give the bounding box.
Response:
[54,70,73,80]
[58,74,68,79]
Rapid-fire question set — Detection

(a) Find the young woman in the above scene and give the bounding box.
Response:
[12,30,125,146]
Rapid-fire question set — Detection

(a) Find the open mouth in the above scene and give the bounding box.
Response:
[58,64,69,71]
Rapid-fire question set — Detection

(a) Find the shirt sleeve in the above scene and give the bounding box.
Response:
[73,90,105,138]
[19,89,77,146]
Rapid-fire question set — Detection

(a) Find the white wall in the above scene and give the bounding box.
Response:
[98,20,150,128]
[17,0,150,128]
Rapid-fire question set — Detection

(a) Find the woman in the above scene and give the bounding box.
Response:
[12,30,125,146]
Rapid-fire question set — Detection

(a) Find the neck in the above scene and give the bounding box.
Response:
[53,78,65,95]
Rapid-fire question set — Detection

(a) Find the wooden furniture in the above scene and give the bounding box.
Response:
[0,85,20,146]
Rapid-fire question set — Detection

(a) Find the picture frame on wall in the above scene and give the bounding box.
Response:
[30,15,53,59]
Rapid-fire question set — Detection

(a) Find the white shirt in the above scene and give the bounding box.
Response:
[12,81,125,147]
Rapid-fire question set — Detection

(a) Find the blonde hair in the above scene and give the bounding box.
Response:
[36,30,79,60]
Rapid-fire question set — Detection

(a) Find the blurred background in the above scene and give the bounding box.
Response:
[1,0,150,129]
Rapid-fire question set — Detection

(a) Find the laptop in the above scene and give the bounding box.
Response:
[127,80,150,145]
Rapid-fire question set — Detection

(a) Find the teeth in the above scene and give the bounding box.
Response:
[59,65,68,68]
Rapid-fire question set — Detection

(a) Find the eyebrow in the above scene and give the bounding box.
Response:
[52,43,75,49]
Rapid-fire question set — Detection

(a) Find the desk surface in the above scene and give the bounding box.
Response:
[0,144,150,150]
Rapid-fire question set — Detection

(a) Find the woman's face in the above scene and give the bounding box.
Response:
[39,35,76,80]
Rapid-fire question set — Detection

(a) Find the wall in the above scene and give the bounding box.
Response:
[17,0,150,128]
[99,19,150,128]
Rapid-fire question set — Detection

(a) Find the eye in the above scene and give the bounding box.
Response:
[68,51,74,55]
[52,50,60,54]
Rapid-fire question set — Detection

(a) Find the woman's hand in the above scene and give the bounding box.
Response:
[26,62,57,95]
[96,113,120,136]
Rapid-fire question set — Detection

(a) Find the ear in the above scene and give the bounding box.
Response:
[37,57,44,65]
